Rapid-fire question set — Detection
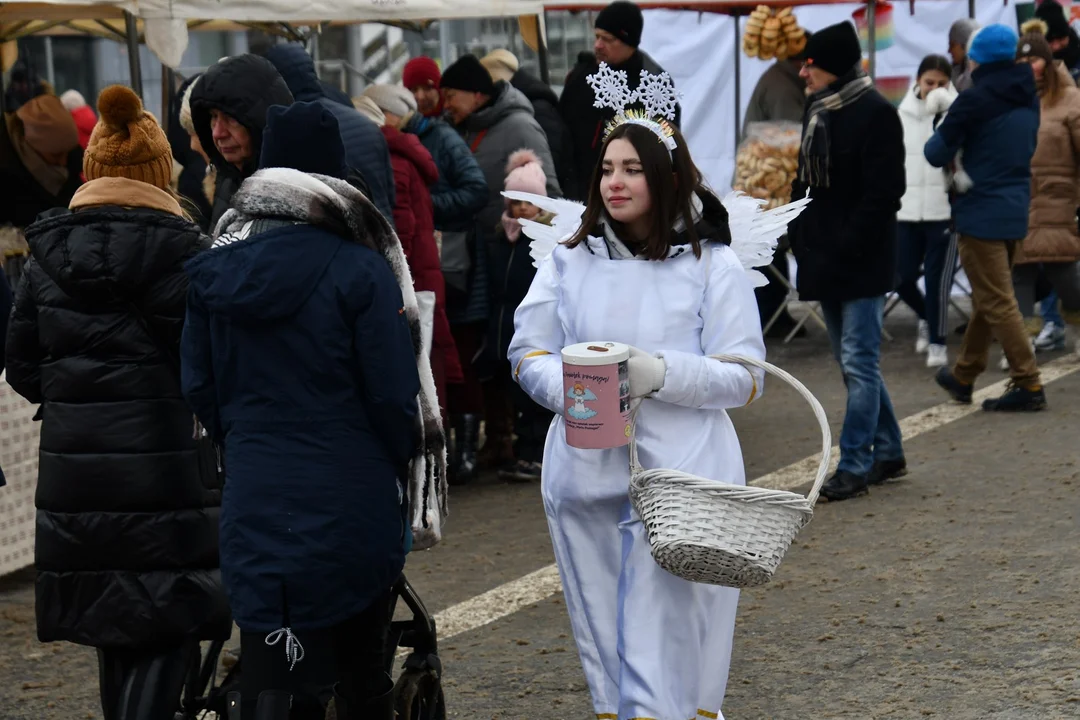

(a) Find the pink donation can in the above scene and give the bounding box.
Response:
[561,342,632,450]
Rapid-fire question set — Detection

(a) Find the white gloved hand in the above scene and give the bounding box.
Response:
[627,347,667,399]
[925,86,956,116]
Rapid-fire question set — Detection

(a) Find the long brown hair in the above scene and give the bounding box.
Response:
[566,122,710,260]
[1017,32,1064,106]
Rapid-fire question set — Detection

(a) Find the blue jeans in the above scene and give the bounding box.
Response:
[820,297,905,477]
[1041,289,1064,327]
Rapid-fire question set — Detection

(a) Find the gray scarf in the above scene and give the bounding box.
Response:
[215,168,448,551]
[799,69,875,188]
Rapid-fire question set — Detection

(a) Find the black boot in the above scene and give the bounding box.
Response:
[254,691,292,720]
[448,415,462,479]
[867,458,907,486]
[820,470,869,501]
[451,413,479,485]
[332,676,394,720]
[225,692,242,720]
[982,383,1047,412]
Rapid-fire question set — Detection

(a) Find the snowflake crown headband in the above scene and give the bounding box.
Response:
[586,62,680,154]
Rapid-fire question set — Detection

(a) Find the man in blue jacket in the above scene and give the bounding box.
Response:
[265,43,396,224]
[925,23,1046,412]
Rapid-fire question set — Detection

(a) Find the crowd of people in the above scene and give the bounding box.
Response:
[1,0,1079,718]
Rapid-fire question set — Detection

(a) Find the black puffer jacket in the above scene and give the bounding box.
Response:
[6,205,231,649]
[511,69,577,200]
[189,54,294,228]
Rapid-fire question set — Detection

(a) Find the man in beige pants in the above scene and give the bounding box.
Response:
[924,23,1047,412]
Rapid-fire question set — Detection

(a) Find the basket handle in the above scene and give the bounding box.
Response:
[627,353,832,508]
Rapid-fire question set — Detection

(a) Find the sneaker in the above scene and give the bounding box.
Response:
[1034,321,1067,352]
[498,460,542,483]
[915,320,930,354]
[982,383,1047,412]
[935,367,973,404]
[926,344,948,368]
[820,470,869,501]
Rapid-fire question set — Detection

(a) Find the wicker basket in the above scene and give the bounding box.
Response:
[628,354,831,588]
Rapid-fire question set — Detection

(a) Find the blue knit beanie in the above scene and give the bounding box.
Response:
[967,24,1019,66]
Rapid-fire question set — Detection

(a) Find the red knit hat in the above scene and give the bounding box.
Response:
[403,57,441,90]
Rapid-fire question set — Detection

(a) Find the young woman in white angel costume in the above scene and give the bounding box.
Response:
[506,63,810,720]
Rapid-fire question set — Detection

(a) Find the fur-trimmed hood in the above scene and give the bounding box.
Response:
[187,167,448,550]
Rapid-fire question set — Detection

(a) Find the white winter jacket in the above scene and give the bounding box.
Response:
[898,84,956,222]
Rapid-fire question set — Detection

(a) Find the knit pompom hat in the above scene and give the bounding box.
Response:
[504,148,547,201]
[59,89,87,111]
[84,85,172,190]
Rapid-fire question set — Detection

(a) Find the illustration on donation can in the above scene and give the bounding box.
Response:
[561,342,632,449]
[567,383,599,419]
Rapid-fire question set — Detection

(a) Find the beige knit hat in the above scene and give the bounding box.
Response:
[83,85,172,190]
[352,95,386,126]
[481,49,520,83]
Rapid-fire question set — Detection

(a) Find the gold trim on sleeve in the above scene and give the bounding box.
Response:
[514,349,553,378]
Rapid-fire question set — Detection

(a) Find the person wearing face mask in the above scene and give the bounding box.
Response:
[896,55,959,368]
[509,119,765,720]
[1011,32,1080,354]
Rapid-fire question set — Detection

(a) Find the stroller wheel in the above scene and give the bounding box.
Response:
[394,668,446,720]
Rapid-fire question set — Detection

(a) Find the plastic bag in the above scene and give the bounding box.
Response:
[733,121,801,210]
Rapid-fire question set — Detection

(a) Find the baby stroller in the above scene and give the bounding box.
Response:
[176,574,445,719]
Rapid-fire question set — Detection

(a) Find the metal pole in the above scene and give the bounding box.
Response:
[537,14,550,85]
[867,0,877,80]
[161,66,173,136]
[734,11,742,154]
[968,0,976,19]
[123,11,143,98]
[43,37,55,88]
[438,20,452,68]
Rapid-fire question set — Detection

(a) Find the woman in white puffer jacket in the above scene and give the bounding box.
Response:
[897,55,958,368]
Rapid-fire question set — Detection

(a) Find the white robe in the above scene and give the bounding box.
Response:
[509,234,766,720]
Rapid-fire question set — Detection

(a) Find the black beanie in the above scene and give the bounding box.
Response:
[803,22,863,77]
[1035,0,1071,41]
[595,1,644,48]
[440,55,496,95]
[260,101,347,178]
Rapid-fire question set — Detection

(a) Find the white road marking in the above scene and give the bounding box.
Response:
[427,355,1080,643]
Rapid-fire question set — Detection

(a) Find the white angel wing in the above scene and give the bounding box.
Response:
[501,191,587,268]
[721,190,812,287]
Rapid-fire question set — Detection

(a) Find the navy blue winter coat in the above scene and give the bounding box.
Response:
[265,44,396,225]
[403,113,490,325]
[925,61,1040,241]
[180,222,420,632]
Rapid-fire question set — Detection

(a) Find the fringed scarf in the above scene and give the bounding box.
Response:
[799,68,875,188]
[214,168,448,551]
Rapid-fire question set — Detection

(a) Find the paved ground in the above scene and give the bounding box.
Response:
[2,310,1079,720]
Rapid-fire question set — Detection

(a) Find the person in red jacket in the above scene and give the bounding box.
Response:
[357,87,463,428]
[60,89,97,149]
